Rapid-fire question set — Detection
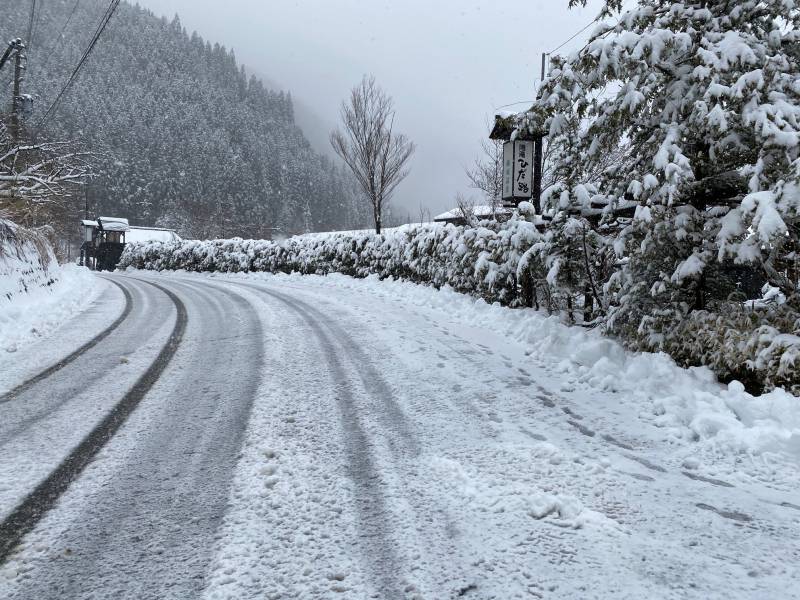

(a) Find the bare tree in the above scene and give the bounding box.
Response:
[330,75,415,234]
[417,202,431,224]
[465,134,504,216]
[0,135,92,228]
[454,192,478,227]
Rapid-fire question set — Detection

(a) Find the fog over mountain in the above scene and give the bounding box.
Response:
[136,0,605,216]
[251,69,337,161]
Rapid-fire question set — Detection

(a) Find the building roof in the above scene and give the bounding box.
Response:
[433,205,513,222]
[489,114,519,141]
[98,216,129,232]
[489,112,548,141]
[127,226,182,243]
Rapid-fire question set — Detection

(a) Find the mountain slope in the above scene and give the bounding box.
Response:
[2,0,368,239]
[250,69,337,160]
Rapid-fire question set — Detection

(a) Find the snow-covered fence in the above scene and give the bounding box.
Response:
[120,219,800,396]
[0,218,58,302]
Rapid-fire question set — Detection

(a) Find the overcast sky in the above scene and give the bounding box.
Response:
[136,0,605,217]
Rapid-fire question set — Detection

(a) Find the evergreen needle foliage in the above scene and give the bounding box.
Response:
[2,1,371,241]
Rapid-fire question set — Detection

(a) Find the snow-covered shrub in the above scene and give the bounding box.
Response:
[525,0,800,393]
[655,305,800,396]
[526,214,613,323]
[121,218,543,308]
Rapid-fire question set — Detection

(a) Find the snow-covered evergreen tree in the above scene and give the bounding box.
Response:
[513,0,800,387]
[2,1,370,241]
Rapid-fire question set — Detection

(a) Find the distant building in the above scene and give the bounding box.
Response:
[126,226,182,244]
[433,205,512,226]
[80,217,181,271]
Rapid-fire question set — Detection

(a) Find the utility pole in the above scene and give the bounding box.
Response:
[532,52,546,214]
[10,41,25,143]
[0,39,26,142]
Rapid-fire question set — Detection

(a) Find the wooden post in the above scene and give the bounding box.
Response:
[532,53,547,214]
[533,135,543,214]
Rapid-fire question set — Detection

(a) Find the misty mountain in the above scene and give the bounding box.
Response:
[250,69,337,161]
[2,0,369,239]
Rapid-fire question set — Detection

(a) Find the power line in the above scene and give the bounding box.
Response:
[36,0,121,131]
[494,100,535,111]
[548,18,600,55]
[29,0,81,81]
[25,0,45,75]
[52,0,82,55]
[31,0,43,49]
[26,1,37,48]
[495,1,636,113]
[547,0,635,56]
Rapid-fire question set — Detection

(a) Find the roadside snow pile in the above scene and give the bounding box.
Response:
[337,273,800,457]
[0,219,57,301]
[0,219,96,353]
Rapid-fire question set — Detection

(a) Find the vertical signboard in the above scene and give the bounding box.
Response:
[502,141,514,201]
[502,140,534,204]
[514,141,533,199]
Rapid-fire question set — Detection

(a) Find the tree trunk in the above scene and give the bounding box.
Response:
[584,286,594,323]
[373,197,381,234]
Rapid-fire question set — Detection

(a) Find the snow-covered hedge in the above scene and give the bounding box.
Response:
[120,218,800,396]
[651,305,800,396]
[0,218,57,302]
[121,219,541,307]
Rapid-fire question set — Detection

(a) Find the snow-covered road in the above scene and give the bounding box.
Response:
[1,271,798,599]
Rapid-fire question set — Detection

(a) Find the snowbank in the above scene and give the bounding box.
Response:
[0,219,97,353]
[0,219,57,302]
[337,273,800,458]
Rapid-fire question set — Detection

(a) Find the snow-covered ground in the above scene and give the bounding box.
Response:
[0,218,101,359]
[0,264,100,355]
[2,269,798,599]
[159,271,799,599]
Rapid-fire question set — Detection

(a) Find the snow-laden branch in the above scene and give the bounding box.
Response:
[0,137,94,223]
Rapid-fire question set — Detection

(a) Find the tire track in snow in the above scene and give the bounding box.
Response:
[184,275,782,562]
[0,279,187,564]
[235,280,419,457]
[0,277,133,403]
[0,278,166,444]
[236,281,412,597]
[261,276,784,499]
[696,503,753,522]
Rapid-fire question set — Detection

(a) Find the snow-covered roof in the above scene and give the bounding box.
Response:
[81,220,99,227]
[98,217,129,232]
[433,205,513,221]
[127,226,181,243]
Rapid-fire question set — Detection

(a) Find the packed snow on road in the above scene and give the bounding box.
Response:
[1,269,797,599]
